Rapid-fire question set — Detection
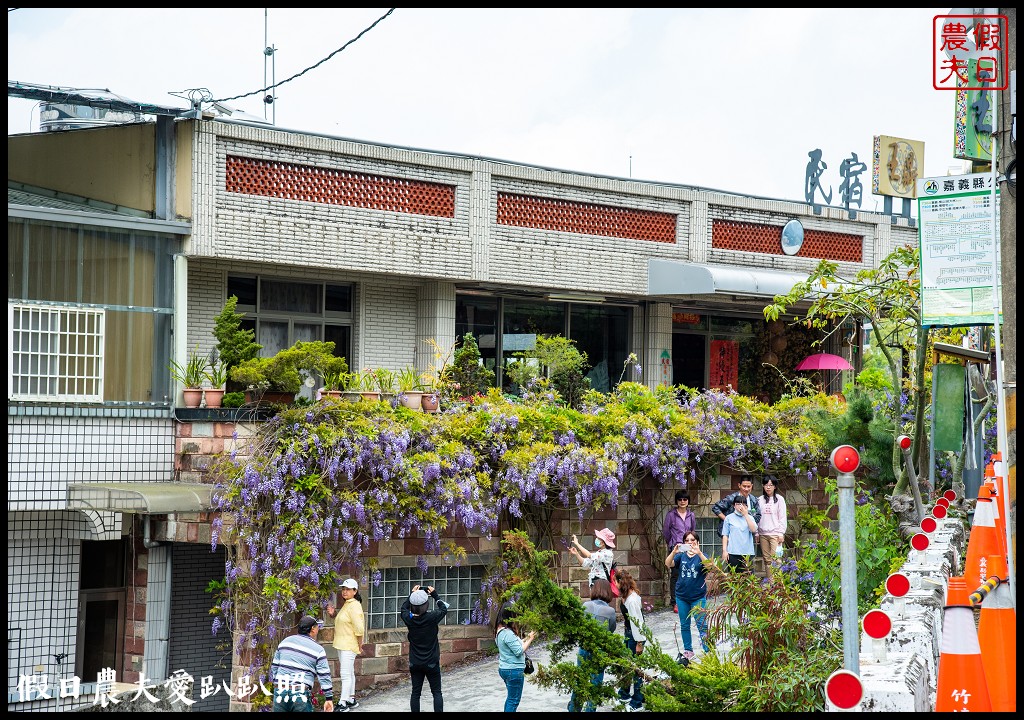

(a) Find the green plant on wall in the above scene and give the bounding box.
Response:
[169,349,209,388]
[212,296,262,386]
[448,332,495,399]
[230,341,341,394]
[507,335,590,408]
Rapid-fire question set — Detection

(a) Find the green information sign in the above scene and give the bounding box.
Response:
[932,364,966,452]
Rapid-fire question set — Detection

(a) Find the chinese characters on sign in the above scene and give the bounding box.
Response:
[804,149,872,209]
[917,173,1000,326]
[709,339,738,391]
[933,15,1009,91]
[871,135,924,199]
[14,669,313,706]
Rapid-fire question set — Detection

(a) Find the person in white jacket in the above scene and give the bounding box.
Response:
[614,568,646,711]
[756,477,788,578]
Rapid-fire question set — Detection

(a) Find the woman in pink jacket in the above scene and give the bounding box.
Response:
[756,477,787,578]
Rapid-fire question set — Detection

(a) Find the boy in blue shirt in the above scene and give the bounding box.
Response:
[721,496,758,573]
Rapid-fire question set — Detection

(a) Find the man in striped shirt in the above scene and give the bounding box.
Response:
[270,615,334,712]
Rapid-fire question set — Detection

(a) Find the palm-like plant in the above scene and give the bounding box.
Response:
[170,351,209,388]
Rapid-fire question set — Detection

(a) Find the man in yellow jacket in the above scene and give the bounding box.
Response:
[327,578,366,712]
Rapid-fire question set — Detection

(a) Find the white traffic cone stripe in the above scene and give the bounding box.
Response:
[940,607,982,655]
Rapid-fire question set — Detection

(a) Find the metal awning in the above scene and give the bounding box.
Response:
[648,259,807,298]
[67,482,215,514]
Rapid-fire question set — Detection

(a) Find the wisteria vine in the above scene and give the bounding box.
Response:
[210,382,838,680]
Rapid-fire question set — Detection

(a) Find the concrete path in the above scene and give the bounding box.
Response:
[351,607,711,713]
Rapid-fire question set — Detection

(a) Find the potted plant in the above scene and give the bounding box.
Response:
[320,356,351,401]
[353,369,381,402]
[204,357,229,409]
[419,371,440,413]
[230,340,340,405]
[169,350,208,408]
[212,295,262,392]
[397,366,424,410]
[374,368,397,402]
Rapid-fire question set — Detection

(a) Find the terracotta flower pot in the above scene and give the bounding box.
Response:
[359,391,381,402]
[324,390,343,400]
[204,388,226,409]
[420,392,440,413]
[398,390,423,410]
[182,388,203,408]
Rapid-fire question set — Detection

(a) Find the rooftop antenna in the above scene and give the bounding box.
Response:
[264,8,277,124]
[629,155,632,178]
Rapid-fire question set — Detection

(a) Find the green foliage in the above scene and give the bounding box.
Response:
[397,366,420,392]
[704,567,841,711]
[508,335,591,408]
[222,391,245,408]
[790,477,905,615]
[641,651,747,712]
[448,333,496,398]
[373,368,397,394]
[230,340,340,393]
[205,356,229,388]
[804,386,896,491]
[169,349,209,388]
[212,295,262,373]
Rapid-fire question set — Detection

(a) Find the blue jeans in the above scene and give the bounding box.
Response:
[677,595,710,653]
[567,649,604,712]
[617,638,644,708]
[499,667,525,712]
[272,691,313,712]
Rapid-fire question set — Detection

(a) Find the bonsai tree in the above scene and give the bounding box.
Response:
[212,295,262,390]
[448,332,496,398]
[230,340,341,395]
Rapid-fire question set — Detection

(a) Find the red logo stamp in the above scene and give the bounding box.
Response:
[933,14,1009,90]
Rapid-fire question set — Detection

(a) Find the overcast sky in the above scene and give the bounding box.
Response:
[8,8,966,209]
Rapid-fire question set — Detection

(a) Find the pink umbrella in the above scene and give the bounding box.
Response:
[795,353,854,371]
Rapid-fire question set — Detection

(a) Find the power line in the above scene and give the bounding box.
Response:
[211,8,396,104]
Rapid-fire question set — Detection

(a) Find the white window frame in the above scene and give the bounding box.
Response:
[8,302,105,402]
[366,565,484,629]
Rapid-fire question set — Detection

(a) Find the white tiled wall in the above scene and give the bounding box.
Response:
[6,414,175,510]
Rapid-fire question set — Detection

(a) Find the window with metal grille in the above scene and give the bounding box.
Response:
[366,565,484,629]
[9,303,105,402]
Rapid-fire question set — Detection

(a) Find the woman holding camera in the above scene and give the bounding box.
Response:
[494,606,537,712]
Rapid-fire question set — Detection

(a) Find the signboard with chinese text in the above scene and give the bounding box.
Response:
[933,14,1009,91]
[917,173,1000,326]
[954,59,994,161]
[709,339,739,391]
[672,312,701,325]
[872,135,925,198]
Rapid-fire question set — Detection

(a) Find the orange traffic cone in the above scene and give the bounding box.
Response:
[976,555,1016,712]
[977,485,1008,559]
[963,490,1002,587]
[936,576,992,711]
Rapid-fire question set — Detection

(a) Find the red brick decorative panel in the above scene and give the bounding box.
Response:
[496,193,676,243]
[712,220,863,262]
[225,155,455,217]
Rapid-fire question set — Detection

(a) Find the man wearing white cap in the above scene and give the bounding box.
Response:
[400,584,449,712]
[270,615,334,712]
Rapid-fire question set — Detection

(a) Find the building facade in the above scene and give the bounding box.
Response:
[7,114,918,710]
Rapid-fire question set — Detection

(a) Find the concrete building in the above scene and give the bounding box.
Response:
[7,101,918,710]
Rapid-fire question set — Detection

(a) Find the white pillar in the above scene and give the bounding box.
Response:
[644,302,673,390]
[415,282,456,374]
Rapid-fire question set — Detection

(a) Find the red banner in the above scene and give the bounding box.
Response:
[709,339,739,391]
